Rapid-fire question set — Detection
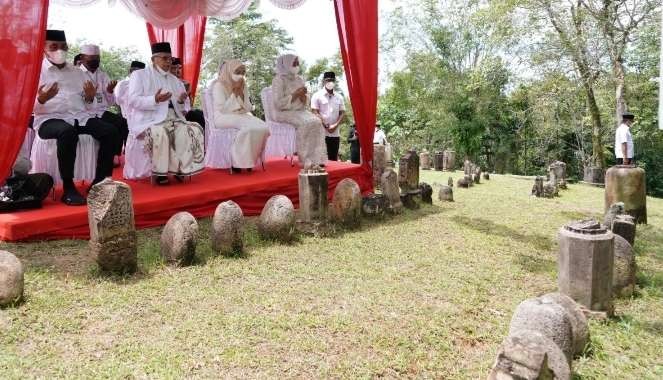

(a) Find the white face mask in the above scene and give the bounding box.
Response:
[231,73,244,82]
[155,65,168,76]
[46,49,67,65]
[325,82,335,91]
[289,65,300,75]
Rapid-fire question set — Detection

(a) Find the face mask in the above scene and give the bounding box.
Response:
[289,65,300,75]
[86,59,100,71]
[232,73,244,82]
[325,82,335,91]
[155,65,168,76]
[46,49,67,65]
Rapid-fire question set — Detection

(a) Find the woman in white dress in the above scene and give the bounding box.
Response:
[271,54,327,170]
[212,59,270,172]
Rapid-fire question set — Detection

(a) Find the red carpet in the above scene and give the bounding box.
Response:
[0,159,370,242]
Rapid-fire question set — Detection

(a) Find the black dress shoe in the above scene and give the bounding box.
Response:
[61,189,86,206]
[154,175,169,186]
[231,167,242,174]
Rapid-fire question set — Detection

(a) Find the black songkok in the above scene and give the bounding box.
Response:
[45,29,66,42]
[151,42,171,55]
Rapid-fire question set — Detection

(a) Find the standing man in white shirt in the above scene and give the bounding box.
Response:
[615,112,635,165]
[79,44,126,163]
[34,30,120,205]
[311,71,346,161]
[373,123,388,145]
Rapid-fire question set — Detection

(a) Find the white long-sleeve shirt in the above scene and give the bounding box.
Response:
[114,78,130,118]
[80,65,115,117]
[32,58,92,131]
[127,65,189,136]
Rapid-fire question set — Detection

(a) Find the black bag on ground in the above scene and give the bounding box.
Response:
[0,173,54,212]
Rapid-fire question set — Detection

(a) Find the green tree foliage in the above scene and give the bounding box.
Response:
[380,0,661,195]
[201,5,293,119]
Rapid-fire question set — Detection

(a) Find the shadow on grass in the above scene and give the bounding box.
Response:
[451,215,554,252]
[512,253,556,274]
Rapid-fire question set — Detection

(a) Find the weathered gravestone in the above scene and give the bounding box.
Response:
[558,219,614,316]
[489,330,570,380]
[457,177,470,188]
[543,181,559,198]
[372,144,387,190]
[483,172,490,180]
[258,195,296,242]
[549,161,568,189]
[361,194,387,218]
[443,149,455,171]
[473,166,481,184]
[583,166,604,185]
[0,250,24,306]
[87,179,137,274]
[419,151,431,170]
[531,176,544,197]
[612,214,636,247]
[398,149,421,209]
[448,177,454,187]
[330,178,362,228]
[509,297,575,363]
[381,169,403,214]
[613,235,636,298]
[297,171,329,234]
[433,151,444,171]
[438,185,453,202]
[211,201,244,256]
[161,212,199,266]
[605,165,647,224]
[603,202,625,228]
[419,182,433,204]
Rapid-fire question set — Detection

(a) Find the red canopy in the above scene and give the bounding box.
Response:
[0,0,377,191]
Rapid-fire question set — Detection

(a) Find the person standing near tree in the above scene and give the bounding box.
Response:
[311,71,345,161]
[615,112,635,165]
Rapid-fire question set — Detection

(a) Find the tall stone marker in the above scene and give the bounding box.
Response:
[381,168,403,214]
[298,170,329,233]
[558,219,614,316]
[420,151,431,170]
[549,161,567,189]
[605,165,647,224]
[87,179,137,274]
[443,150,455,171]
[398,149,421,209]
[372,144,387,190]
[211,201,244,256]
[433,151,444,171]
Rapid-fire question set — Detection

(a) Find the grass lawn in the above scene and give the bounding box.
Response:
[1,170,662,379]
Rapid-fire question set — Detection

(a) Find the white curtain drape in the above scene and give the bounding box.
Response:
[52,0,308,27]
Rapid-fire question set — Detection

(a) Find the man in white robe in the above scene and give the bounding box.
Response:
[127,42,204,185]
[114,60,146,119]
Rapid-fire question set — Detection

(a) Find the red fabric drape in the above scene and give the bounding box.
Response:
[0,0,49,182]
[146,16,207,101]
[333,0,378,192]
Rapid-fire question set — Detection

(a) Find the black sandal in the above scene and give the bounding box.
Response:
[154,175,170,186]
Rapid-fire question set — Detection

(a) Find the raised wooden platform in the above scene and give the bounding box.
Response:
[0,159,370,241]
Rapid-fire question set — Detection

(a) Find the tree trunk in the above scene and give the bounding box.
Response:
[583,81,605,169]
[614,58,627,125]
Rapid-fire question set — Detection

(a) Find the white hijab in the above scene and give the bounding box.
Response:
[275,54,298,77]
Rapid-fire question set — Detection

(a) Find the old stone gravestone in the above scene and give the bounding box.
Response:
[87,179,137,274]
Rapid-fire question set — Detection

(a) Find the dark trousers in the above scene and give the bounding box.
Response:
[186,109,205,130]
[350,144,360,164]
[326,136,340,161]
[101,111,128,155]
[38,118,119,185]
